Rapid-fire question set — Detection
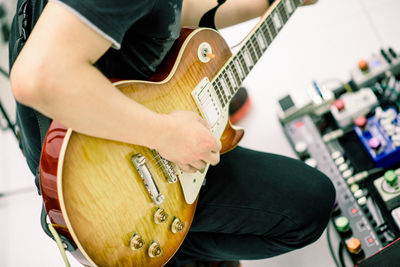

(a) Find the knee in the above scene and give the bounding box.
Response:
[279,167,336,249]
[295,170,336,246]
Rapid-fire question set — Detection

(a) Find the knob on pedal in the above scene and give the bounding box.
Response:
[368,137,381,150]
[358,59,369,72]
[354,116,367,129]
[294,141,309,159]
[335,216,350,235]
[333,99,345,112]
[346,237,362,254]
[384,170,398,187]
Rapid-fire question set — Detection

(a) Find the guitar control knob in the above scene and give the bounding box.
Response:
[171,217,185,234]
[148,242,163,258]
[154,208,169,224]
[129,233,145,250]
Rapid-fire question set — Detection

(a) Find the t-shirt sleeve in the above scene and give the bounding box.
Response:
[49,0,156,49]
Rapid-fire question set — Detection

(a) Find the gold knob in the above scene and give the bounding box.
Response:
[130,233,145,250]
[154,208,169,224]
[148,242,163,258]
[171,217,185,234]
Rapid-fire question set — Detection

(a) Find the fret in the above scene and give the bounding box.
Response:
[222,71,235,95]
[242,48,254,70]
[261,23,272,46]
[267,17,277,39]
[225,67,238,93]
[271,10,282,31]
[284,0,294,15]
[229,61,242,87]
[238,51,250,75]
[212,81,224,105]
[255,29,267,52]
[250,35,263,59]
[233,56,245,81]
[278,1,289,24]
[219,76,231,100]
[216,79,228,107]
[245,41,258,66]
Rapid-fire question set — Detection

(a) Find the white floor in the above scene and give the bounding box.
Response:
[1,0,400,266]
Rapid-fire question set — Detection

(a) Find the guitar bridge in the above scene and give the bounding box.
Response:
[131,154,164,205]
[152,150,178,183]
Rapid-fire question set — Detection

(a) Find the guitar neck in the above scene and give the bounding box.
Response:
[212,0,303,108]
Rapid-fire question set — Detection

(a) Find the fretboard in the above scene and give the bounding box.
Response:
[212,0,303,108]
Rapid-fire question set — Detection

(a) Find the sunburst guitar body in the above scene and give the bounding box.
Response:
[39,0,301,265]
[40,27,243,267]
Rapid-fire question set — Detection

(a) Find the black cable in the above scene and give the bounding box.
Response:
[326,222,342,267]
[0,65,8,78]
[338,242,346,267]
[0,100,18,139]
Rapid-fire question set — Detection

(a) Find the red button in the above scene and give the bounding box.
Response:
[352,208,357,214]
[334,99,345,111]
[368,237,374,243]
[355,116,367,128]
[295,121,303,128]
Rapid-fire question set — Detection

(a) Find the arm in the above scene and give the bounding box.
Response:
[10,2,220,172]
[182,0,270,29]
[182,0,318,28]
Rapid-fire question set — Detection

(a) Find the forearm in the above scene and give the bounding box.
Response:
[11,57,164,149]
[182,0,269,29]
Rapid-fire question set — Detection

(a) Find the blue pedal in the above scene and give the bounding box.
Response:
[354,108,400,168]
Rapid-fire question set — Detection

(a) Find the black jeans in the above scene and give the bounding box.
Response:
[169,146,336,265]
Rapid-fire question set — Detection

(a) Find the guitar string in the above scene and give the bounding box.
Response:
[143,62,246,171]
[140,0,294,172]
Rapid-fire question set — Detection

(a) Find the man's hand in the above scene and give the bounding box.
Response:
[155,111,222,173]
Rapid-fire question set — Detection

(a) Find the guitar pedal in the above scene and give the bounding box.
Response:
[277,80,334,123]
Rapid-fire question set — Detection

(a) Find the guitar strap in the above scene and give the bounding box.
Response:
[199,0,227,30]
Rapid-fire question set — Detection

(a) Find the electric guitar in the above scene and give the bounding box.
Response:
[39,0,303,265]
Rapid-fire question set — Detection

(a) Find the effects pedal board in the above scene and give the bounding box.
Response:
[283,116,384,262]
[279,48,400,266]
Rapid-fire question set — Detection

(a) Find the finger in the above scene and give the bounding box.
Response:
[189,160,208,171]
[196,115,211,130]
[203,151,220,166]
[213,139,222,152]
[178,163,197,173]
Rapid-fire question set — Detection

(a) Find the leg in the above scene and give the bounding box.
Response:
[171,146,335,264]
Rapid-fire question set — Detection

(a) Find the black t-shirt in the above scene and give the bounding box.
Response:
[9,0,183,175]
[50,0,183,79]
